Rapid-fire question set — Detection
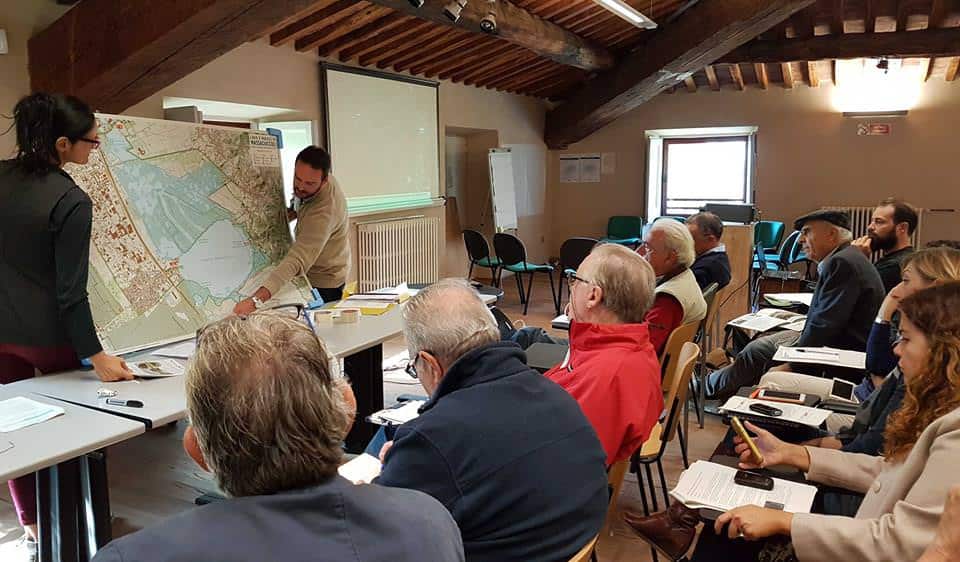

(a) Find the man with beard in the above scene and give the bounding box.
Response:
[852,198,917,292]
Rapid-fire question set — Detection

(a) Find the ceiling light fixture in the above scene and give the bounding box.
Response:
[591,0,657,29]
[444,0,469,22]
[408,0,425,7]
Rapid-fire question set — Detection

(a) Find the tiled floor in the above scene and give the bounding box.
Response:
[0,275,728,561]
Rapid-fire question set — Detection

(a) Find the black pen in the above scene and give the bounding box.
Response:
[106,398,144,408]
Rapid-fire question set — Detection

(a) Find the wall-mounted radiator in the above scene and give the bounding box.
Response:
[357,215,441,292]
[822,206,923,247]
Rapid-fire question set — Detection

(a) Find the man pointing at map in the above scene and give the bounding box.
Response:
[234,146,350,315]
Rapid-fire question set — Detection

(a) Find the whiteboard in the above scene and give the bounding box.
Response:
[488,149,518,231]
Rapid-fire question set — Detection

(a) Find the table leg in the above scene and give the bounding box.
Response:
[36,459,83,562]
[80,451,112,555]
[343,343,384,453]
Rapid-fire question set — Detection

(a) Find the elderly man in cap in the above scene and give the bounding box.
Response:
[704,210,885,401]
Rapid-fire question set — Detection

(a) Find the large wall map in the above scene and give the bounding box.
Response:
[67,115,311,353]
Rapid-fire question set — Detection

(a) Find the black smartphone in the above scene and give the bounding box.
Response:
[734,470,774,491]
[748,402,783,417]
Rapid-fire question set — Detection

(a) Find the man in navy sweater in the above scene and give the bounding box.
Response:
[376,280,609,562]
[686,212,732,290]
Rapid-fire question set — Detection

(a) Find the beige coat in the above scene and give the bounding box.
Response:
[791,407,960,561]
[263,176,350,295]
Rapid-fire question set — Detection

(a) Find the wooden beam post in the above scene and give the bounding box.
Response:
[544,0,815,149]
[718,27,960,63]
[729,63,745,89]
[363,0,614,71]
[30,0,322,113]
[705,65,721,90]
[781,62,795,88]
[754,62,769,88]
[683,76,698,92]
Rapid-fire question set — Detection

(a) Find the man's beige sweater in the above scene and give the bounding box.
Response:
[263,176,350,295]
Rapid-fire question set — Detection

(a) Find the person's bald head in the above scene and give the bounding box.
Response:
[401,279,500,394]
[570,243,656,325]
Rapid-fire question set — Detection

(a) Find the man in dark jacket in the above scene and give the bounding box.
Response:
[377,280,609,562]
[93,314,463,562]
[705,210,885,400]
[686,212,732,290]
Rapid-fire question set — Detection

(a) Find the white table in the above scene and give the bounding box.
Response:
[0,389,143,561]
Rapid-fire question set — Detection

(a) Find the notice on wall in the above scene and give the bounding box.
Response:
[856,123,891,136]
[560,156,581,183]
[580,155,601,183]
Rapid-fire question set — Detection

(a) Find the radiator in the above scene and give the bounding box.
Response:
[821,206,923,247]
[357,216,441,292]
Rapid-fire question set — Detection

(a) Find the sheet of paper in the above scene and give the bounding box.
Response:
[151,340,196,359]
[765,293,814,306]
[369,400,425,425]
[552,314,570,328]
[782,318,807,332]
[338,453,382,484]
[128,358,185,378]
[727,313,792,333]
[720,396,832,428]
[559,157,581,183]
[671,461,817,514]
[0,397,65,433]
[773,346,866,369]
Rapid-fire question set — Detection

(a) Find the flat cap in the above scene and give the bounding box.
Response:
[793,209,850,231]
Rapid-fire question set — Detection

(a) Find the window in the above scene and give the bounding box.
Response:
[646,127,757,220]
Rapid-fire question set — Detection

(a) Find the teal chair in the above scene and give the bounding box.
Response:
[601,215,644,247]
[463,230,501,286]
[494,232,559,316]
[754,221,785,252]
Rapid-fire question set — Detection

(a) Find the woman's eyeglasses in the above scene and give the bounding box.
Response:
[77,137,101,148]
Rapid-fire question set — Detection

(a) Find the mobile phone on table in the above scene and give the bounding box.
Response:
[756,389,806,404]
[730,415,764,466]
[829,378,857,402]
[734,470,774,491]
[748,402,783,417]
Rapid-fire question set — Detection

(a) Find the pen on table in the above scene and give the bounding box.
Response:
[106,398,144,408]
[794,349,840,356]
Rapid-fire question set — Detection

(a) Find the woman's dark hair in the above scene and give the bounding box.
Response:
[12,93,95,173]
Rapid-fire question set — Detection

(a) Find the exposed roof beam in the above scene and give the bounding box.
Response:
[719,27,960,63]
[781,62,795,88]
[705,65,720,89]
[683,76,698,91]
[544,0,815,149]
[363,0,614,71]
[754,62,769,88]
[729,63,745,89]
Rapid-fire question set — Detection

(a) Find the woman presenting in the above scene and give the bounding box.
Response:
[0,93,133,556]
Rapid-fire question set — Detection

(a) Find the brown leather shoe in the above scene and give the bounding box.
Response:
[622,502,700,561]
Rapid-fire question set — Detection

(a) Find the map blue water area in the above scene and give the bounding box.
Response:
[178,219,256,300]
[100,127,140,165]
[111,153,231,260]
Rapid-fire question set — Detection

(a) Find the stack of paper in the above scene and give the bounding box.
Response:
[0,397,65,433]
[671,461,817,514]
[129,358,185,378]
[369,400,425,425]
[764,293,814,307]
[551,314,570,330]
[720,396,831,428]
[728,309,806,333]
[773,346,866,369]
[338,453,382,484]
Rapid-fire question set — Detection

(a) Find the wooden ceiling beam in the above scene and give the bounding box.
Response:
[359,26,448,66]
[295,5,389,51]
[719,27,960,63]
[946,57,960,80]
[684,76,698,91]
[30,0,325,114]
[316,12,406,57]
[544,0,816,148]
[704,64,721,89]
[363,0,614,71]
[434,42,515,79]
[524,70,583,97]
[831,0,846,34]
[473,56,552,87]
[375,29,459,69]
[729,63,745,89]
[447,45,524,82]
[929,0,951,28]
[496,62,562,91]
[807,61,820,86]
[754,62,769,88]
[465,50,538,85]
[896,0,911,31]
[397,34,480,73]
[338,18,429,62]
[781,62,795,88]
[270,0,361,46]
[865,0,876,32]
[261,0,336,39]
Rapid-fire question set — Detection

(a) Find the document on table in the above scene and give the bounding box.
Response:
[671,461,817,514]
[128,358,185,378]
[552,314,570,329]
[764,293,814,306]
[727,309,805,332]
[773,346,866,369]
[720,396,832,428]
[368,400,425,425]
[0,397,65,433]
[338,453,382,484]
[151,340,196,359]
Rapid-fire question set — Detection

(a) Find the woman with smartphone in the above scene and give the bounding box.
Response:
[701,282,960,561]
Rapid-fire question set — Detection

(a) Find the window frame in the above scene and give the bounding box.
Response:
[660,135,751,216]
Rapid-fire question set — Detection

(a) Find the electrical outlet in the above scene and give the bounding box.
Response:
[0,30,8,55]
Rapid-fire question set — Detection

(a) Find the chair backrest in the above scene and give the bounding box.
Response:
[559,237,598,272]
[601,459,630,537]
[606,216,644,239]
[755,221,785,250]
[788,230,807,263]
[662,342,700,443]
[778,230,801,265]
[659,319,700,387]
[698,282,720,341]
[493,232,527,267]
[754,241,768,270]
[463,229,491,262]
[567,534,600,562]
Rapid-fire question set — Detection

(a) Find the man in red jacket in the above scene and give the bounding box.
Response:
[544,244,663,466]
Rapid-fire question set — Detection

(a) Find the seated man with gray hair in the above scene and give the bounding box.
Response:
[377,279,608,562]
[641,218,708,354]
[93,313,464,562]
[704,210,885,401]
[544,244,663,466]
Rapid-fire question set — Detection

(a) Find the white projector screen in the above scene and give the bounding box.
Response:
[323,66,440,214]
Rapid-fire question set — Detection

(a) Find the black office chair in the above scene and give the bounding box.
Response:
[493,232,559,316]
[462,230,501,286]
[559,237,598,299]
